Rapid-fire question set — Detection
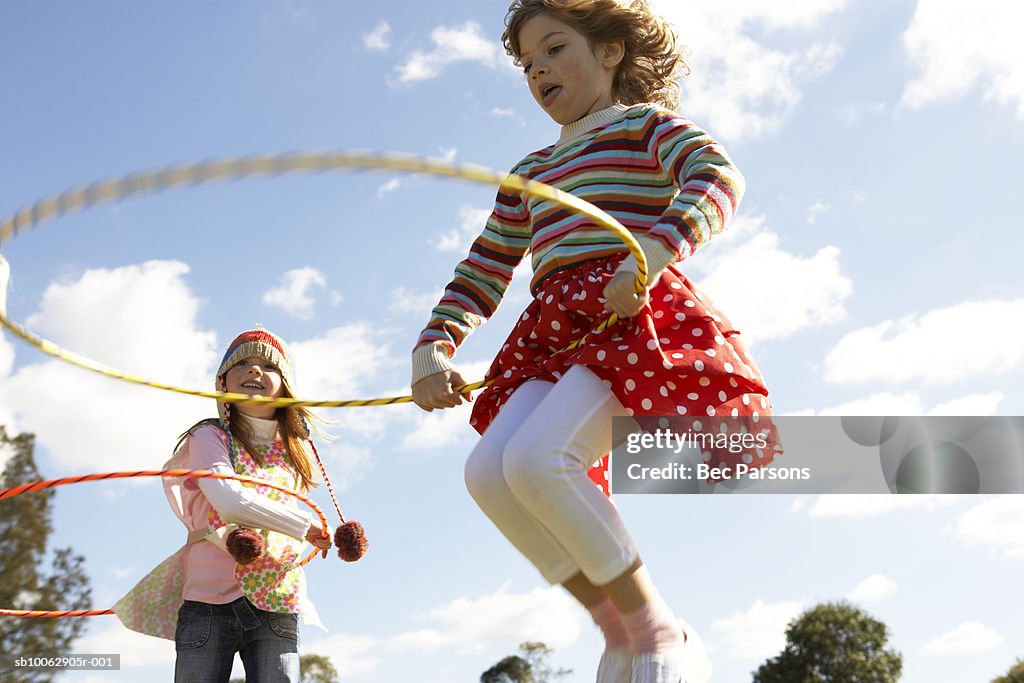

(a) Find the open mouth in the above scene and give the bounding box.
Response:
[541,84,562,106]
[241,381,264,391]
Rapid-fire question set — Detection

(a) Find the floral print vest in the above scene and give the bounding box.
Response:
[213,434,308,613]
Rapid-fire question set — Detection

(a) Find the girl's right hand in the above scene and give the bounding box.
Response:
[306,522,333,558]
[411,369,473,411]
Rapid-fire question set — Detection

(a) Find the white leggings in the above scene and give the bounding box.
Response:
[464,365,639,586]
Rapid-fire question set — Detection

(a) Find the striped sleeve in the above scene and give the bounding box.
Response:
[414,185,532,354]
[646,113,746,261]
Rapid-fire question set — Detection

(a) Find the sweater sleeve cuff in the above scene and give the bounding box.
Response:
[616,235,678,288]
[411,341,455,386]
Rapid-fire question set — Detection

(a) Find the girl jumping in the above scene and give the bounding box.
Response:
[115,327,333,683]
[411,1,781,681]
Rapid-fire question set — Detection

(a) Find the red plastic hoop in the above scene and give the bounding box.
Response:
[0,468,329,618]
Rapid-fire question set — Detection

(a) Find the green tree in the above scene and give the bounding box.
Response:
[482,655,533,683]
[301,653,340,683]
[993,658,1024,683]
[0,427,92,683]
[753,602,902,683]
[481,641,572,683]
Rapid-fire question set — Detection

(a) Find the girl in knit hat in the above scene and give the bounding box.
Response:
[411,2,780,682]
[114,327,333,683]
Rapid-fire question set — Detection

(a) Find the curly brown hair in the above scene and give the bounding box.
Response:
[502,0,688,110]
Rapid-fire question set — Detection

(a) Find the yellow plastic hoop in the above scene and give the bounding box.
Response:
[0,151,648,407]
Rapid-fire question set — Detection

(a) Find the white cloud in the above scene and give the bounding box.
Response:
[362,20,391,51]
[12,589,42,609]
[711,599,805,660]
[921,621,1003,655]
[0,252,9,317]
[304,632,382,677]
[843,101,887,124]
[691,215,852,343]
[902,0,1024,118]
[0,437,17,474]
[793,391,1003,417]
[388,584,583,654]
[806,494,960,519]
[949,496,1024,557]
[438,146,458,162]
[491,108,527,127]
[505,262,535,308]
[387,2,851,137]
[24,261,215,378]
[287,323,396,453]
[288,323,395,401]
[928,392,1003,416]
[0,328,13,378]
[0,264,404,478]
[303,587,583,677]
[314,441,374,492]
[824,299,1024,385]
[377,177,401,197]
[74,622,176,668]
[692,0,849,31]
[400,400,477,451]
[0,261,216,473]
[394,22,505,84]
[807,201,829,225]
[815,391,926,416]
[281,0,306,21]
[390,286,445,315]
[261,267,327,320]
[653,0,847,141]
[109,565,137,580]
[437,206,491,253]
[845,574,897,603]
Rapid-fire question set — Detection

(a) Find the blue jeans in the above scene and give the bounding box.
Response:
[174,597,299,683]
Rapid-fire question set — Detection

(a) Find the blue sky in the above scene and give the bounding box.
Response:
[1,1,1023,681]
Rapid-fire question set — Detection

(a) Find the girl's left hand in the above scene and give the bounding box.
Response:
[603,271,648,318]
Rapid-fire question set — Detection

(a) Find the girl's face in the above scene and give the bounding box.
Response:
[517,12,623,125]
[224,356,284,418]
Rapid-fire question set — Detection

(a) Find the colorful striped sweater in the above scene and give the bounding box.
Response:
[413,103,745,376]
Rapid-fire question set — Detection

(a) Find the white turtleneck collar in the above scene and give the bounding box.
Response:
[557,103,631,146]
[235,413,279,442]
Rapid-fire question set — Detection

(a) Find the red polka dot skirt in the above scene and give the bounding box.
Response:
[469,256,782,493]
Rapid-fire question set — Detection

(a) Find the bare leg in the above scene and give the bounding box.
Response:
[562,571,608,608]
[601,559,656,615]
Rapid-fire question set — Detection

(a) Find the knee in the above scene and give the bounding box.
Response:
[464,442,507,503]
[502,431,558,500]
